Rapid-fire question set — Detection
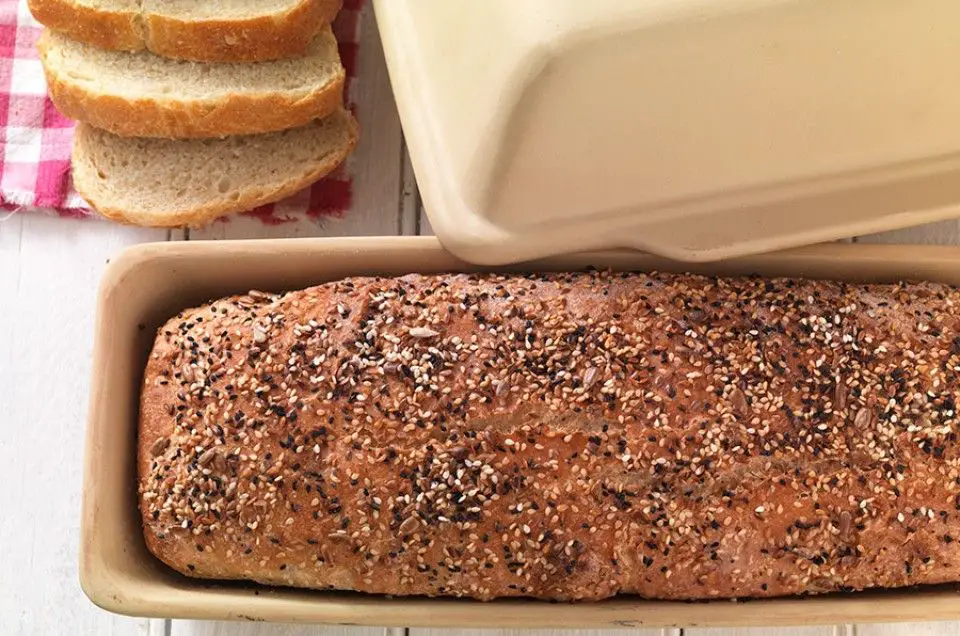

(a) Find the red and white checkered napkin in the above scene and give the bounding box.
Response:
[0,0,363,223]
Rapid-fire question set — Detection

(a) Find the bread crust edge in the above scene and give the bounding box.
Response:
[29,0,343,63]
[38,32,346,139]
[29,0,144,52]
[144,0,343,63]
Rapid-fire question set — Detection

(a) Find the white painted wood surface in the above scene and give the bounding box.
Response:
[170,624,394,636]
[684,628,840,636]
[4,4,960,636]
[856,219,960,245]
[411,630,678,636]
[0,214,166,636]
[857,625,960,636]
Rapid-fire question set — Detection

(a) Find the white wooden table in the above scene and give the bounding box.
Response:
[2,8,960,636]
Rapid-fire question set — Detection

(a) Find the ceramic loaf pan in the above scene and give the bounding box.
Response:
[82,236,960,627]
[376,0,960,265]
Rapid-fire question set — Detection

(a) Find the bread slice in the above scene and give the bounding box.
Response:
[28,0,342,62]
[39,27,345,139]
[72,108,358,228]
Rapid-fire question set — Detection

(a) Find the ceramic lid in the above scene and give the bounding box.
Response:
[376,0,960,264]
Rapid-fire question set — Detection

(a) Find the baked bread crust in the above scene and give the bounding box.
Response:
[38,28,345,139]
[139,271,960,601]
[28,0,343,63]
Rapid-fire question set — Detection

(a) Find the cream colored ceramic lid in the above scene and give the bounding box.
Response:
[376,0,960,264]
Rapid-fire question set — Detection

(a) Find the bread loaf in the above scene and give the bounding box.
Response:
[139,270,960,601]
[39,27,345,139]
[28,0,342,63]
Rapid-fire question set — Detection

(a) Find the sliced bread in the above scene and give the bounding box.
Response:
[39,27,345,139]
[72,108,359,228]
[28,0,342,62]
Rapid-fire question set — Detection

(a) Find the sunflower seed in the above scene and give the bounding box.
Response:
[834,381,847,412]
[838,510,852,537]
[197,448,218,467]
[583,367,599,390]
[410,327,439,339]
[398,517,419,534]
[150,437,170,457]
[854,408,872,428]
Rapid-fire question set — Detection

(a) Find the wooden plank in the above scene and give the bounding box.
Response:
[399,137,420,236]
[170,623,389,636]
[855,220,960,245]
[856,624,960,636]
[190,3,402,241]
[149,621,171,636]
[418,205,433,236]
[410,630,677,636]
[0,213,166,635]
[684,628,838,636]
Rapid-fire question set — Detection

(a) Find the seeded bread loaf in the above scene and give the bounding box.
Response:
[28,0,342,62]
[72,108,357,227]
[39,27,344,139]
[139,270,960,601]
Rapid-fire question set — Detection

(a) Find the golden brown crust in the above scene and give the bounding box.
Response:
[29,0,143,51]
[47,73,345,139]
[71,113,358,228]
[139,271,960,601]
[38,32,346,139]
[28,0,342,63]
[144,0,343,63]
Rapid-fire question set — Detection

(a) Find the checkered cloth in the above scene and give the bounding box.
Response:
[0,0,363,223]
